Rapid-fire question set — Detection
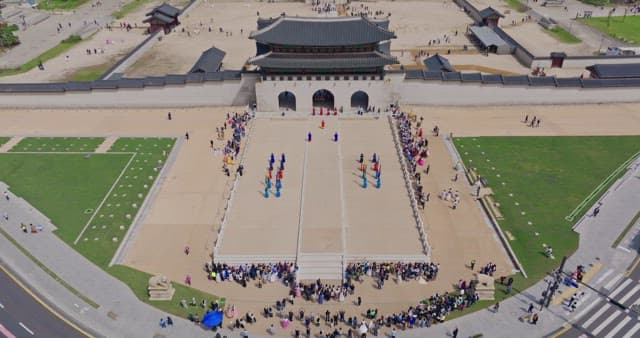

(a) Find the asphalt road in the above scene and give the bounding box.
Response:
[0,264,88,338]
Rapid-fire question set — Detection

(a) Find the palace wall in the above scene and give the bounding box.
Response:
[1,72,640,109]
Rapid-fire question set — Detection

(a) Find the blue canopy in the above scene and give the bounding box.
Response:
[202,311,224,328]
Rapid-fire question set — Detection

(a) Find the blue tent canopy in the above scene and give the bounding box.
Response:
[202,311,224,328]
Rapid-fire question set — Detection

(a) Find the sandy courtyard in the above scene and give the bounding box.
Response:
[217,117,423,260]
[126,0,477,76]
[0,103,639,333]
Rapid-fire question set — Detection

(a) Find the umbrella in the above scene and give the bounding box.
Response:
[202,311,223,328]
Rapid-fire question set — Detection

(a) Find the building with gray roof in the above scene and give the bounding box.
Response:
[248,15,398,74]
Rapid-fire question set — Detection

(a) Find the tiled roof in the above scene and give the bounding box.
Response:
[423,54,455,72]
[586,63,640,79]
[249,51,397,69]
[250,16,396,47]
[189,47,226,73]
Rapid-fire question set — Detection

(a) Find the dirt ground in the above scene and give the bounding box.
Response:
[0,0,187,83]
[0,103,639,334]
[126,0,478,76]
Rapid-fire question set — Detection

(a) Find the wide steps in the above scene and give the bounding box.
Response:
[297,253,343,281]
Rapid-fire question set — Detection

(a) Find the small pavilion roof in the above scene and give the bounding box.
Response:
[189,47,226,73]
[479,7,505,19]
[146,3,180,18]
[423,54,455,72]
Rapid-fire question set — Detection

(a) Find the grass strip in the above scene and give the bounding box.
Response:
[37,0,91,10]
[503,0,529,13]
[612,211,640,249]
[0,226,100,308]
[0,35,83,78]
[545,27,582,44]
[579,15,640,44]
[113,0,154,19]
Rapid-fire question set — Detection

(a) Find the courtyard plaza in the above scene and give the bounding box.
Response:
[0,102,638,336]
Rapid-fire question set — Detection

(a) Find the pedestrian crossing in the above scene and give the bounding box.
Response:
[565,267,640,338]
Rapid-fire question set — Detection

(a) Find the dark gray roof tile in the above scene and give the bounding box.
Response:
[461,73,482,82]
[250,16,395,46]
[586,63,640,79]
[501,75,530,85]
[249,51,397,69]
[529,76,557,86]
[189,47,226,73]
[556,77,582,87]
[482,74,503,84]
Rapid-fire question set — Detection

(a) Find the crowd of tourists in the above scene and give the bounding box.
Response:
[394,111,431,209]
[204,261,296,287]
[219,111,252,176]
[344,261,439,288]
[311,0,337,15]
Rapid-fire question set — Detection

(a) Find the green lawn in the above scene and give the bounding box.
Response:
[577,0,610,6]
[66,63,111,82]
[579,15,640,44]
[0,35,83,78]
[502,0,529,13]
[0,138,10,148]
[10,137,105,152]
[0,137,225,321]
[113,0,154,19]
[0,153,131,243]
[545,27,582,44]
[454,136,640,285]
[37,0,91,10]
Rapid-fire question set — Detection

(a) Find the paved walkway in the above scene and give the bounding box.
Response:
[527,0,633,51]
[0,0,122,69]
[0,181,241,338]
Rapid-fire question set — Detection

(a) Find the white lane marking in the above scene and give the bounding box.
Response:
[618,246,632,253]
[610,278,633,299]
[619,284,640,305]
[0,324,17,338]
[573,297,599,321]
[582,303,611,329]
[603,273,623,290]
[594,268,614,286]
[592,310,623,336]
[623,322,640,338]
[18,322,34,335]
[604,316,631,338]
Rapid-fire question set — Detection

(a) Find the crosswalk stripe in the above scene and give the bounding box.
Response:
[573,297,599,321]
[619,284,640,305]
[603,273,623,290]
[609,278,632,298]
[582,303,611,329]
[592,310,623,336]
[594,268,614,286]
[622,322,640,338]
[604,316,631,338]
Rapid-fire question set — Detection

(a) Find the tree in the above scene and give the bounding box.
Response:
[0,0,21,48]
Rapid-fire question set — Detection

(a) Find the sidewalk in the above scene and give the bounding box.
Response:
[0,181,248,338]
[1,0,122,69]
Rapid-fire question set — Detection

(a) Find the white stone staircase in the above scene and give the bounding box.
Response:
[296,253,343,281]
